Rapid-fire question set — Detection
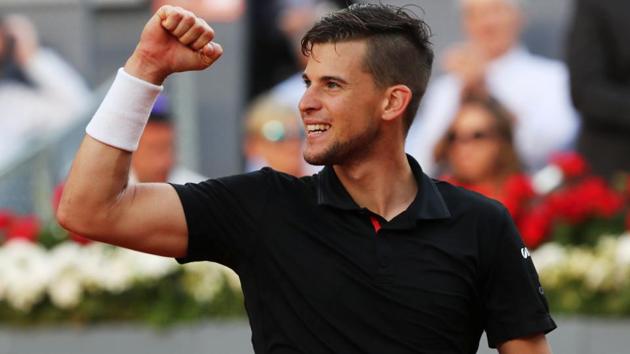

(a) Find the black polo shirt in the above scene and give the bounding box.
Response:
[172,155,556,354]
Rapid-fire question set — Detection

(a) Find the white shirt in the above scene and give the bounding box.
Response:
[0,49,91,167]
[405,46,579,176]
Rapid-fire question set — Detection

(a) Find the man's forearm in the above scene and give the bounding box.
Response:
[57,67,162,236]
[57,5,221,243]
[58,136,132,234]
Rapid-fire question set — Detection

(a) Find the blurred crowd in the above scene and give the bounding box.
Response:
[240,0,630,234]
[0,15,90,168]
[1,1,629,336]
[0,0,628,229]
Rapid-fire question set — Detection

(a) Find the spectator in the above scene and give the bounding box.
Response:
[243,94,305,176]
[406,0,578,175]
[130,95,206,184]
[435,94,534,223]
[0,15,90,167]
[567,0,630,179]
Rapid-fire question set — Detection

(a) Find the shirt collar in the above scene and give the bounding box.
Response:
[316,154,451,222]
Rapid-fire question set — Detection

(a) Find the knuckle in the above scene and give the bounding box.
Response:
[183,16,195,26]
[171,12,183,22]
[202,31,214,41]
[191,22,204,33]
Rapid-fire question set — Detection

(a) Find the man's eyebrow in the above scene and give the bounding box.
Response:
[301,73,349,84]
[321,76,349,84]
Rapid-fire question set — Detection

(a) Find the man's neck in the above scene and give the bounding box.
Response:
[333,152,417,221]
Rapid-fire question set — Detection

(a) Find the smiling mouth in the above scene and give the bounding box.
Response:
[305,123,331,137]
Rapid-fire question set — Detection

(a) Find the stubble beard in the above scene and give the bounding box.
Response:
[303,123,380,166]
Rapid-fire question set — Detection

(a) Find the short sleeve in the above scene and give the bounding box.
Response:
[482,207,557,348]
[170,169,272,268]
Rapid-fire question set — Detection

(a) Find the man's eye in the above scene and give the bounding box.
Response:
[326,81,340,89]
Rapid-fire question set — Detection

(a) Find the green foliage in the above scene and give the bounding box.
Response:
[552,215,626,247]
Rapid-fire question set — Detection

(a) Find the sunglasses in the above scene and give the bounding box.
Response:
[446,129,497,145]
[260,120,305,142]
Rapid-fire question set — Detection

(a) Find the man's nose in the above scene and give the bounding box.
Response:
[299,87,322,116]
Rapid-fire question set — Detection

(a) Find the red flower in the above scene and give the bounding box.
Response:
[579,177,624,218]
[0,209,14,230]
[503,175,535,218]
[550,152,588,179]
[6,215,40,242]
[545,177,624,224]
[518,204,553,249]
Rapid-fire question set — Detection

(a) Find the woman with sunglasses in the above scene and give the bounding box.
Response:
[434,94,533,220]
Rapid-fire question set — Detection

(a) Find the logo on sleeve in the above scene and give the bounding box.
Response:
[521,247,530,259]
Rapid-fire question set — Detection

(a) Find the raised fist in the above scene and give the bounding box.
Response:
[125,5,223,84]
[442,42,487,90]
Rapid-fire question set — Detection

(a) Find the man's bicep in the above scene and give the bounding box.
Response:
[107,183,189,257]
[497,333,552,354]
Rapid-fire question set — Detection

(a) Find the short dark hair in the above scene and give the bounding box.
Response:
[301,3,433,134]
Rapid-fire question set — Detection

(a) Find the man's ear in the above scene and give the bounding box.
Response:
[381,85,412,122]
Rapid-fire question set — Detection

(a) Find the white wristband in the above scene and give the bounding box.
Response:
[86,68,163,152]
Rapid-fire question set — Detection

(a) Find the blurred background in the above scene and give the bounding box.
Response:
[0,0,629,353]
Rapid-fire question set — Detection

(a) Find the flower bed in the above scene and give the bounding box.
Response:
[0,239,244,326]
[533,234,630,316]
[514,153,630,248]
[1,153,630,325]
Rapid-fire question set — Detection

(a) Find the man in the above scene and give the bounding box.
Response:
[567,0,630,179]
[58,4,555,353]
[406,0,578,176]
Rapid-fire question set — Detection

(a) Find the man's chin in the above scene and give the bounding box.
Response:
[303,154,327,166]
[303,149,332,166]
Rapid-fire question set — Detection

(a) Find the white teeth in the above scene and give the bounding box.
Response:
[306,124,331,133]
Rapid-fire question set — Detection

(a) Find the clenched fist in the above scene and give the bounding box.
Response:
[124,5,223,85]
